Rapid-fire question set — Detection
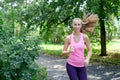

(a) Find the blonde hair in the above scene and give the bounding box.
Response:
[72,18,82,24]
[81,13,99,32]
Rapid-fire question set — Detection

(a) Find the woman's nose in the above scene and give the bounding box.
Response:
[75,25,80,28]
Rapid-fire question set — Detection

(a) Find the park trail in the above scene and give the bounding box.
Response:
[36,54,120,80]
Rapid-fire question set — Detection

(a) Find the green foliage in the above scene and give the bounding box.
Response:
[24,0,85,44]
[0,1,120,76]
[42,49,62,56]
[85,0,120,18]
[1,0,120,44]
[41,44,63,56]
[0,36,48,80]
[85,0,120,41]
[91,54,120,65]
[85,0,120,56]
[0,1,48,79]
[38,0,120,44]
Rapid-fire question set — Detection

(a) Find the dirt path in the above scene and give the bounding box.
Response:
[36,54,120,80]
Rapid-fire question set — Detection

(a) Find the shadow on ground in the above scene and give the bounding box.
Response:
[36,54,120,80]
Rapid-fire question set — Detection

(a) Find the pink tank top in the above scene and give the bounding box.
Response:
[68,32,85,67]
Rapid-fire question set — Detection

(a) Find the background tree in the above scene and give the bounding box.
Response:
[85,0,120,56]
[1,0,120,56]
[19,0,120,56]
[35,0,120,56]
[0,0,48,80]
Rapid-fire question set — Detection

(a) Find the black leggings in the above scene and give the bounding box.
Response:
[66,63,87,80]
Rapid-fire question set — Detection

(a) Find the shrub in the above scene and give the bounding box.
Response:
[0,36,48,80]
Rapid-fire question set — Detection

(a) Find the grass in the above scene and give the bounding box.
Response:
[40,40,120,65]
[40,44,63,56]
[107,39,120,54]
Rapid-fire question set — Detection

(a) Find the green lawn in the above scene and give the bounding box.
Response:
[41,40,120,54]
[107,39,120,54]
[40,44,63,56]
[40,40,120,65]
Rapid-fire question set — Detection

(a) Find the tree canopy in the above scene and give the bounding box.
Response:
[0,0,120,55]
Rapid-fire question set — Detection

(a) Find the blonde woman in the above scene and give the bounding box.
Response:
[62,14,99,80]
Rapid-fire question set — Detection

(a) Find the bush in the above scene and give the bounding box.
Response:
[0,36,48,80]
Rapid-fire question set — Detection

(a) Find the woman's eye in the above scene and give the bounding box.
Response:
[78,24,81,26]
[74,24,81,26]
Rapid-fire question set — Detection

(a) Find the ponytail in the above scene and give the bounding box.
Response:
[81,13,99,33]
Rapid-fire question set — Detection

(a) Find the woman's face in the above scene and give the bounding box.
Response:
[72,19,82,32]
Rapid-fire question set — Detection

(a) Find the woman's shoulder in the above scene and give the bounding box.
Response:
[83,33,89,40]
[65,34,72,42]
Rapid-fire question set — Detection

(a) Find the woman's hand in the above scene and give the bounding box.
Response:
[61,47,75,58]
[84,59,90,66]
[69,47,74,53]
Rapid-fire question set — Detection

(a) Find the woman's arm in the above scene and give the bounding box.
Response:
[62,36,70,56]
[84,34,92,66]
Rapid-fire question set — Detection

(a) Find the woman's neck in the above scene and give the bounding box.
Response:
[73,31,80,36]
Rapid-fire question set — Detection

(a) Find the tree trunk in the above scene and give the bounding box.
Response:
[99,0,107,56]
[99,19,107,56]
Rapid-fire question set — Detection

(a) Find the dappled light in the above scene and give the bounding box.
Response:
[87,64,120,80]
[36,54,120,80]
[0,0,120,80]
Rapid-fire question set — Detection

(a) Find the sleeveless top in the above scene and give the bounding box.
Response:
[67,32,85,67]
